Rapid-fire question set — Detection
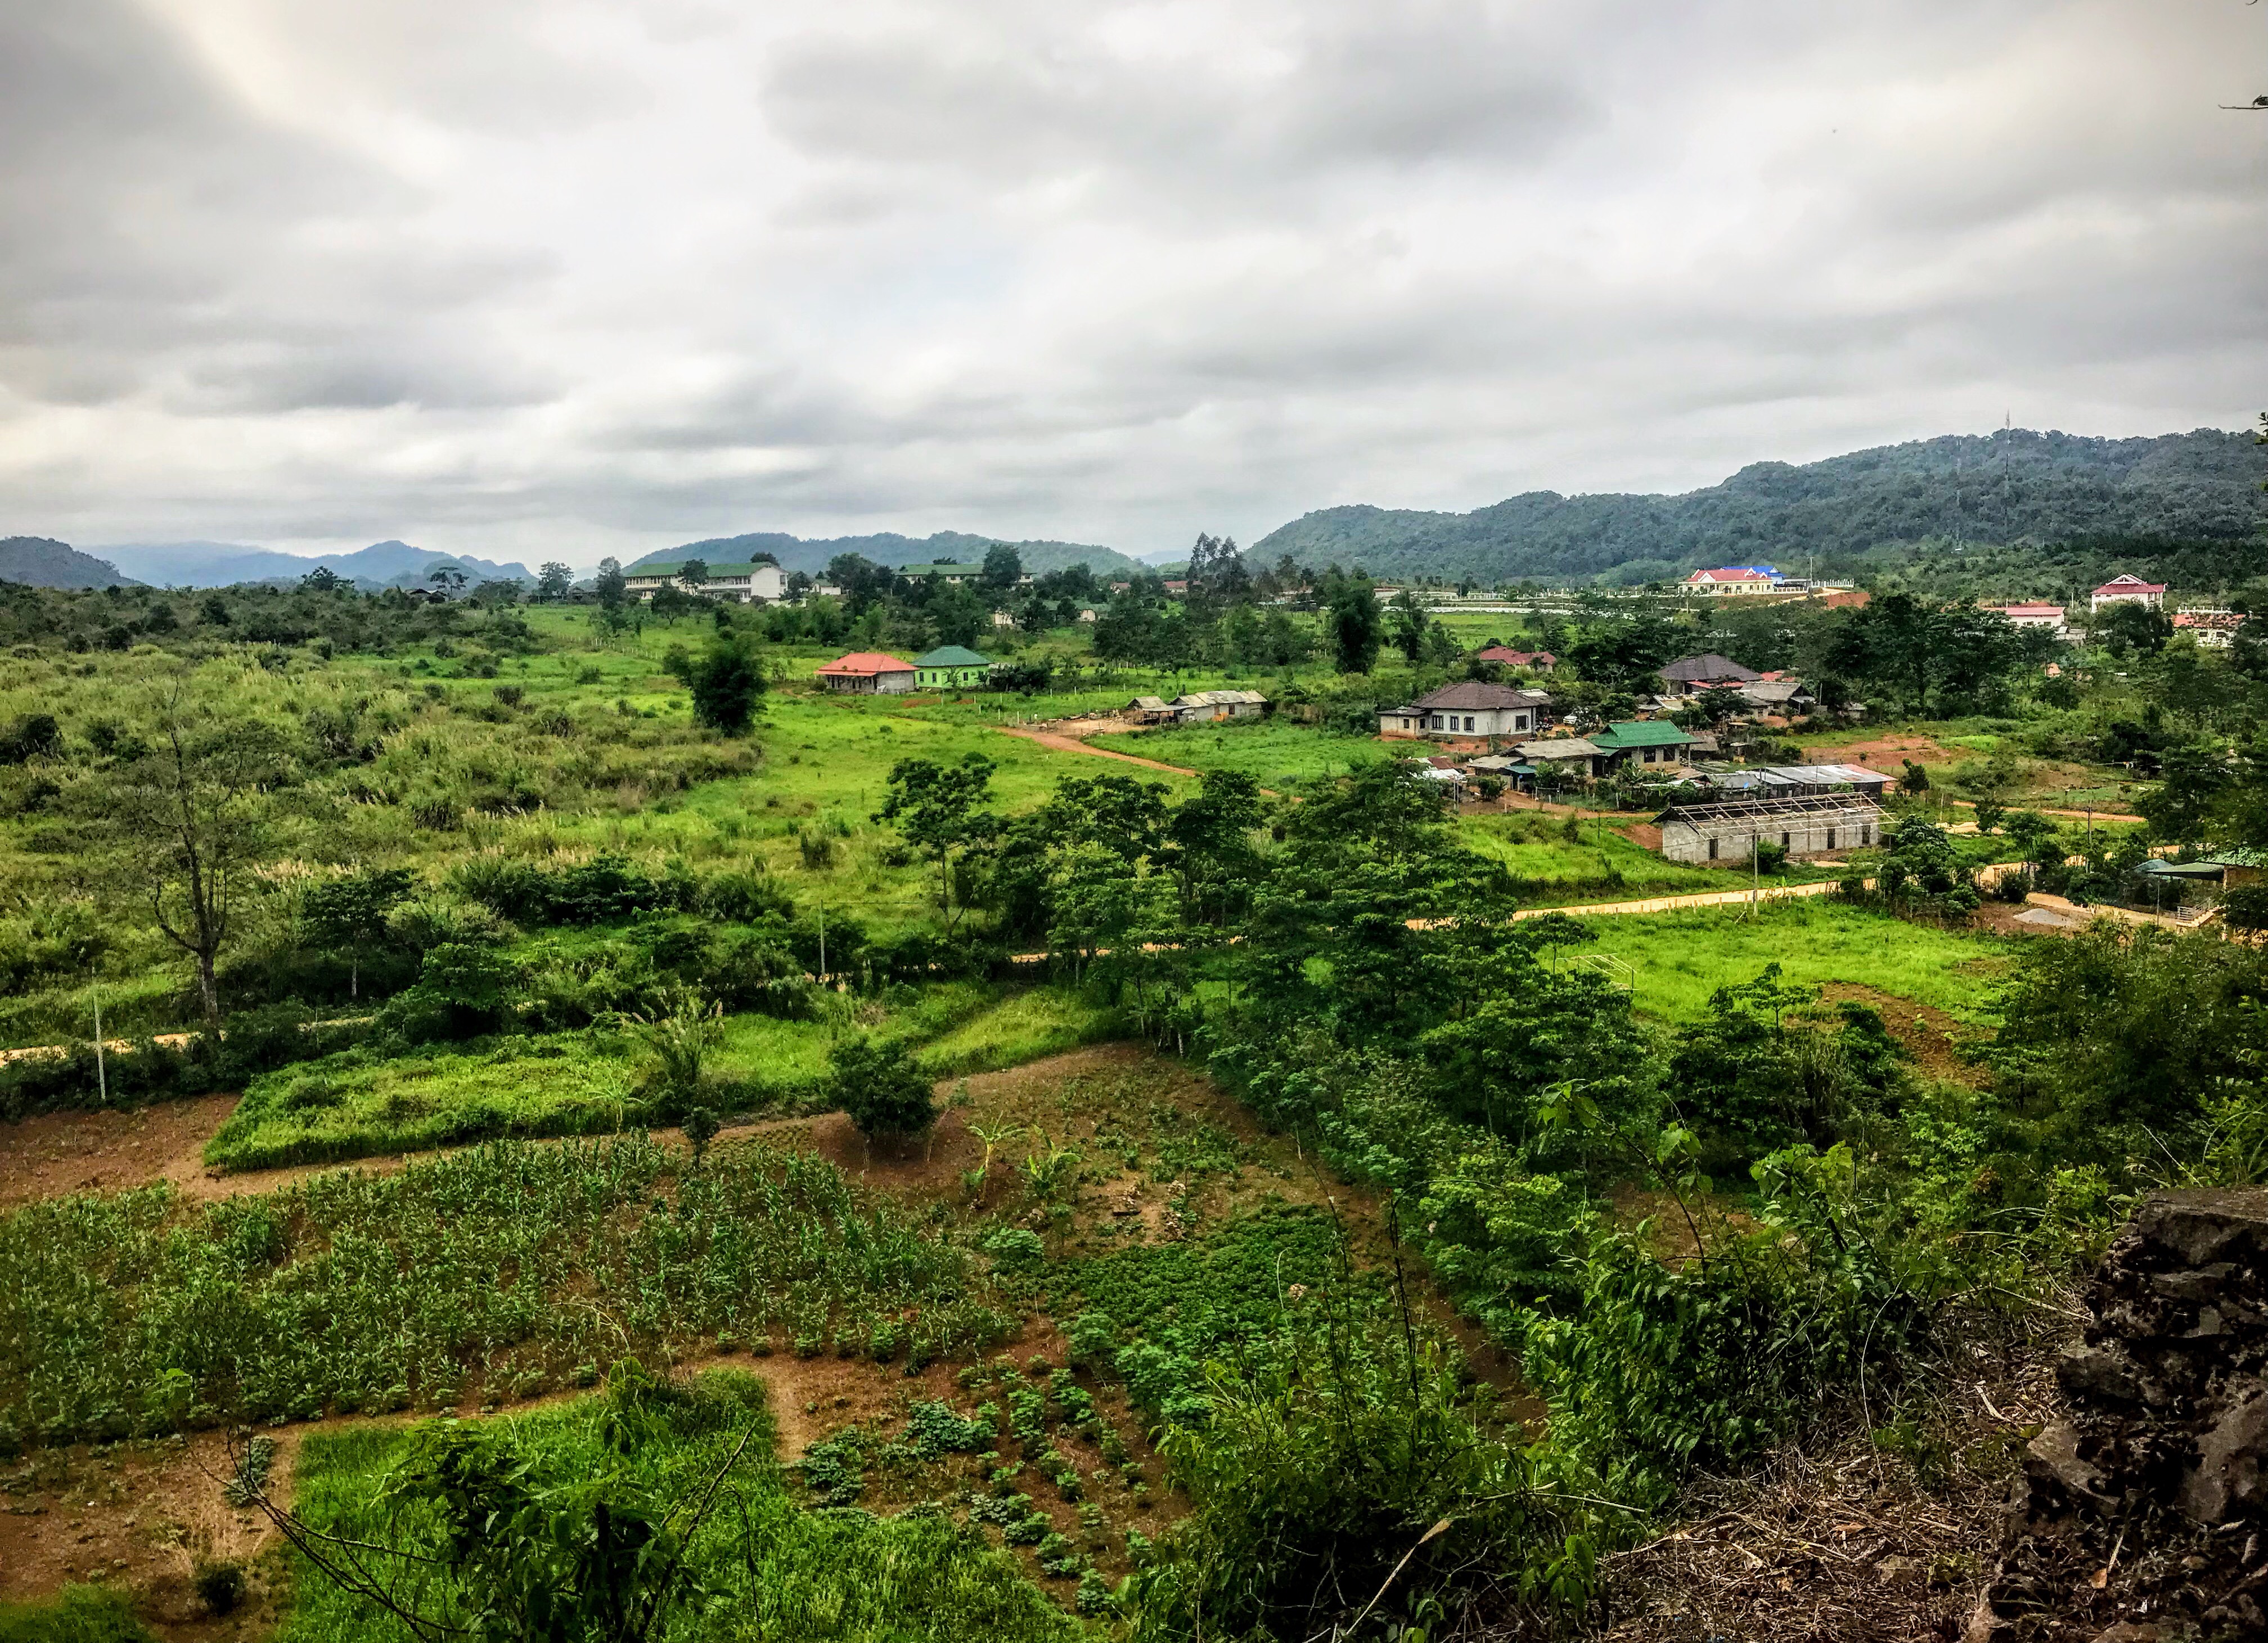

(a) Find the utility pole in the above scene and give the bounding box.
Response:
[1750,831,1760,915]
[818,901,827,982]
[92,983,106,1106]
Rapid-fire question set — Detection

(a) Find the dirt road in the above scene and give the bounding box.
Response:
[993,723,1202,777]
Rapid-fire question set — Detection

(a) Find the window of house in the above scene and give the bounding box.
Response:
[1515,714,1528,730]
[1708,836,1718,860]
[1781,831,1790,848]
[1464,717,1475,732]
[1827,829,1837,850]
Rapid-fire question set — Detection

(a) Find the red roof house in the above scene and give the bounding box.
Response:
[2090,574,2166,613]
[816,651,917,694]
[1475,645,1556,671]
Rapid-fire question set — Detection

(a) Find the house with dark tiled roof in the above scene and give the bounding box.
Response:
[1658,654,1762,695]
[1379,682,1551,744]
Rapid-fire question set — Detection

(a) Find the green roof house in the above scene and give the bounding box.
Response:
[914,646,994,690]
[1589,720,1694,770]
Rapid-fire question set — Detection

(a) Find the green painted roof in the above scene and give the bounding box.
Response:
[1592,720,1694,749]
[896,563,983,577]
[914,646,993,668]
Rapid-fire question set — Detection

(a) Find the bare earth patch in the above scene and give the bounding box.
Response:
[0,1094,240,1210]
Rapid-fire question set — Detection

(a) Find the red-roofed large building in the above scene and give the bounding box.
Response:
[2090,574,2166,613]
[1682,567,1780,596]
[816,651,917,694]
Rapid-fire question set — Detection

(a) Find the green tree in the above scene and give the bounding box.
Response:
[1385,589,1428,664]
[875,754,1000,933]
[1322,573,1382,674]
[980,542,1023,595]
[99,688,290,1032]
[831,1035,937,1141]
[678,559,708,596]
[302,867,416,1000]
[686,639,765,735]
[537,561,575,601]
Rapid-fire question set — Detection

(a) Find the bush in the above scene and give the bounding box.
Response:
[192,1560,246,1617]
[2220,883,2268,931]
[830,1036,937,1140]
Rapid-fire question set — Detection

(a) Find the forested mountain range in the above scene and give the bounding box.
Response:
[93,540,534,589]
[633,529,1147,579]
[0,537,140,589]
[1254,427,2268,585]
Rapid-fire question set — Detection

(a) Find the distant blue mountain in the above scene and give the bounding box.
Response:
[95,540,534,589]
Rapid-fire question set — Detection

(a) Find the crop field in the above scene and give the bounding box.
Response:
[281,1371,1090,1643]
[0,1042,1432,1633]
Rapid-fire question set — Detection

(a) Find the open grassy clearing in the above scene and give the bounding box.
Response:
[204,984,1118,1173]
[1086,719,1435,786]
[1578,897,2011,1024]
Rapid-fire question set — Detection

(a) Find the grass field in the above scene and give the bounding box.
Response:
[1086,719,1438,786]
[1578,897,2010,1023]
[205,984,1119,1171]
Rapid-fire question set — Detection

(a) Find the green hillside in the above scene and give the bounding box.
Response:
[634,529,1147,579]
[1254,426,2268,584]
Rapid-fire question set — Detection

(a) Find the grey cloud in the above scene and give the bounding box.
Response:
[0,0,2261,564]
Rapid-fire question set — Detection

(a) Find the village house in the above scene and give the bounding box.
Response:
[623,561,786,604]
[815,651,917,694]
[912,646,994,690]
[2174,609,2243,650]
[1657,794,1884,864]
[1986,602,2069,636]
[1168,689,1267,724]
[1120,695,1174,724]
[1378,682,1551,745]
[1474,643,1557,671]
[1658,654,1762,695]
[1508,738,1607,784]
[1588,719,1695,771]
[2091,574,2166,613]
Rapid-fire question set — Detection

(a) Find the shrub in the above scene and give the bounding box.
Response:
[193,1560,246,1617]
[830,1036,936,1140]
[2221,883,2268,931]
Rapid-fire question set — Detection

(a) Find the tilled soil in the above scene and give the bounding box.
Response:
[0,1093,241,1210]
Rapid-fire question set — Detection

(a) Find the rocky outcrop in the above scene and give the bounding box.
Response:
[1996,1189,2268,1640]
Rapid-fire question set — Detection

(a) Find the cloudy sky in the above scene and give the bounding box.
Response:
[3,0,2265,566]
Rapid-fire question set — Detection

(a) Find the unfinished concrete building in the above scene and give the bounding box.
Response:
[1656,795,1886,864]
